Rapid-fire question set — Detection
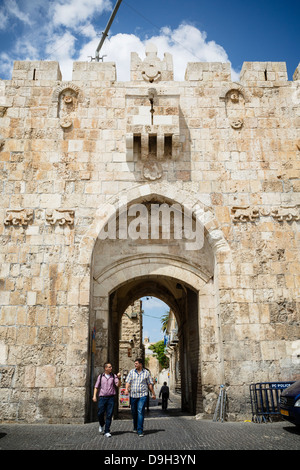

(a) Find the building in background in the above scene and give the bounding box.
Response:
[119,300,144,382]
[164,311,181,393]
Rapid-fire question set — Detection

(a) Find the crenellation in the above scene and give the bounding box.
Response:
[240,61,289,86]
[185,61,232,82]
[12,60,62,82]
[72,61,117,82]
[293,64,300,81]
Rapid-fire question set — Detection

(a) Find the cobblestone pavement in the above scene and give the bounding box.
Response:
[0,393,299,452]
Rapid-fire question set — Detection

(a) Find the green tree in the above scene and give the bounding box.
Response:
[149,340,169,369]
[161,310,170,333]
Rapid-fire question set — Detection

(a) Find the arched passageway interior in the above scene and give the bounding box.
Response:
[87,190,225,420]
[109,276,200,415]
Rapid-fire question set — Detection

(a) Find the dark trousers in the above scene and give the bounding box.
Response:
[98,396,115,433]
[161,395,168,410]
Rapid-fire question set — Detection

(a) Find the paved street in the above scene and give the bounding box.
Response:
[0,393,299,452]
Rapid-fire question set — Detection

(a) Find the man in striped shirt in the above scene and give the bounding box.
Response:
[125,358,156,436]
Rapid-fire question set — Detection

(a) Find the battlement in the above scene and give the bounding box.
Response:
[12,60,62,81]
[184,62,231,82]
[240,61,289,85]
[7,44,300,85]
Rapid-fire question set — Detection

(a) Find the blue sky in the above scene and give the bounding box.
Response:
[0,0,299,81]
[141,296,169,344]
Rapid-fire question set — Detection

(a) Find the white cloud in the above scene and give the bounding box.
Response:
[0,13,9,32]
[141,297,169,313]
[0,0,32,31]
[3,0,32,26]
[0,52,13,78]
[71,23,240,82]
[77,32,146,80]
[0,1,240,82]
[14,37,39,62]
[45,31,78,79]
[52,0,112,29]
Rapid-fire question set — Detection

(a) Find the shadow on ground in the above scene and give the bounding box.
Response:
[117,393,193,420]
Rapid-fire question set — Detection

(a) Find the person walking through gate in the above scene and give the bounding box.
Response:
[159,381,170,410]
[125,358,156,437]
[92,362,121,437]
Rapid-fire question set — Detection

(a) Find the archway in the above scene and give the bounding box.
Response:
[80,182,230,421]
[109,274,200,414]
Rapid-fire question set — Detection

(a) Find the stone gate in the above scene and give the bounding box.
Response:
[0,44,300,423]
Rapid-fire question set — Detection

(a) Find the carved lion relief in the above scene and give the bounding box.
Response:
[232,205,300,222]
[45,209,75,226]
[4,209,34,226]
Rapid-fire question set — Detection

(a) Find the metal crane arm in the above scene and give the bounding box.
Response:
[95,0,123,62]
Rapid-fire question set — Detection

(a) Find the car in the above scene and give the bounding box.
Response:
[279,380,300,427]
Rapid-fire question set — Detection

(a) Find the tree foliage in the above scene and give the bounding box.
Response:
[160,311,169,333]
[149,340,169,369]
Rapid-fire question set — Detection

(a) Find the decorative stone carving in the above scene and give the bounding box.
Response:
[231,206,260,222]
[52,83,80,102]
[232,205,300,222]
[230,118,244,129]
[270,206,300,222]
[4,209,33,226]
[142,62,161,83]
[143,161,163,180]
[229,91,240,103]
[59,117,73,129]
[45,209,75,226]
[207,229,229,253]
[52,83,80,129]
[131,43,173,82]
[220,83,251,103]
[63,95,73,104]
[221,84,248,130]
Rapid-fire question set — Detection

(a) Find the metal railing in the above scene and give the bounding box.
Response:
[250,382,294,423]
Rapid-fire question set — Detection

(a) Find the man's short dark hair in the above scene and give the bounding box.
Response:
[134,358,143,364]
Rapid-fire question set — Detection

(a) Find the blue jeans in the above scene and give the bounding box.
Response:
[130,395,148,434]
[98,396,115,433]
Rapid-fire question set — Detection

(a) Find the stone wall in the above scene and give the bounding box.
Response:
[0,43,300,422]
[119,300,143,378]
